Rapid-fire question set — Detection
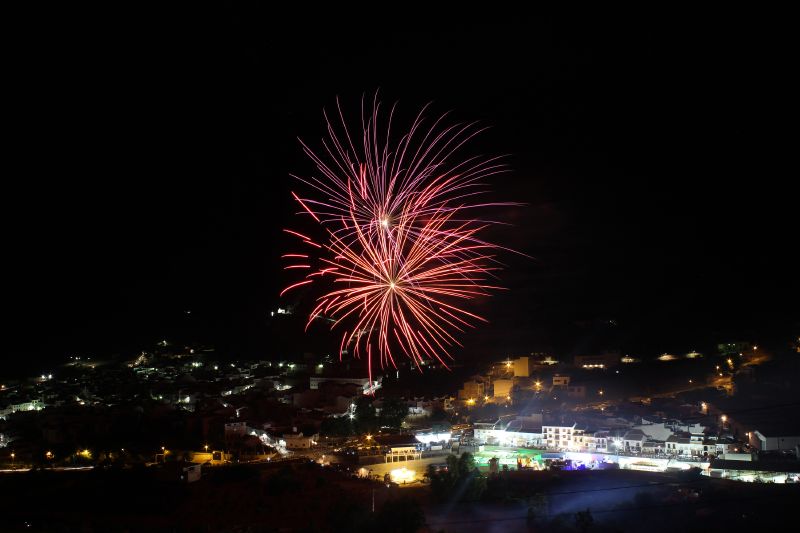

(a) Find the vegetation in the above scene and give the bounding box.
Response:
[426,452,486,502]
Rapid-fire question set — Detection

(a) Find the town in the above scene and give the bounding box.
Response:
[3,335,798,490]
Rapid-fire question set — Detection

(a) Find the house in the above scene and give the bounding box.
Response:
[458,380,486,401]
[574,352,620,369]
[622,430,647,453]
[749,430,800,453]
[642,440,664,455]
[708,458,800,483]
[283,432,317,449]
[566,384,586,399]
[543,423,576,449]
[665,433,716,457]
[500,419,543,447]
[493,379,514,400]
[513,357,530,377]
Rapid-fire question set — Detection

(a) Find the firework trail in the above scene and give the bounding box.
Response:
[282,96,517,385]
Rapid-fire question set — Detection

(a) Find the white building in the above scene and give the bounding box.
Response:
[283,432,318,449]
[622,430,647,453]
[473,418,543,447]
[0,399,44,419]
[385,445,422,463]
[543,423,576,449]
[571,429,608,452]
[665,433,715,457]
[750,430,800,453]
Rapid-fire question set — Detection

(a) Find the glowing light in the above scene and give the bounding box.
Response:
[721,415,727,423]
[281,98,517,383]
[390,467,416,484]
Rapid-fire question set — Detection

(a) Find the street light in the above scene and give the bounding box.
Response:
[204,444,209,452]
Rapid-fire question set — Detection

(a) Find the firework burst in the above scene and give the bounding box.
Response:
[282,96,517,385]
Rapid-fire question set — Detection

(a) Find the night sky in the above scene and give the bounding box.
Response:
[6,11,797,377]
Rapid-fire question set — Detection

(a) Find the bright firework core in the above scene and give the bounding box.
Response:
[282,96,518,383]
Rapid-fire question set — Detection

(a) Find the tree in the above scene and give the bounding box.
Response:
[427,453,486,502]
[353,396,379,433]
[320,416,353,437]
[379,397,409,429]
[429,405,450,422]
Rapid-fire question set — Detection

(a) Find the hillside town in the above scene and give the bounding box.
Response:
[3,338,798,487]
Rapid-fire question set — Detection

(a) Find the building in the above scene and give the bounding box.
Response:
[309,376,381,394]
[573,352,620,369]
[571,428,608,452]
[717,342,752,357]
[224,422,248,437]
[283,432,318,449]
[473,416,543,447]
[622,430,647,453]
[708,458,800,483]
[749,430,800,452]
[458,380,486,401]
[552,375,570,388]
[385,445,422,463]
[543,423,576,449]
[189,450,230,465]
[566,384,586,399]
[513,356,530,378]
[665,433,716,457]
[493,379,513,400]
[501,419,543,447]
[0,399,44,419]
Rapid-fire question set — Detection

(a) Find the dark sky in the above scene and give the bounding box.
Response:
[5,10,797,377]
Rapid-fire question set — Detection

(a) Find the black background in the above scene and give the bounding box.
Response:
[5,10,797,377]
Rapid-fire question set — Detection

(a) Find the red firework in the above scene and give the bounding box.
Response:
[282,96,516,384]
